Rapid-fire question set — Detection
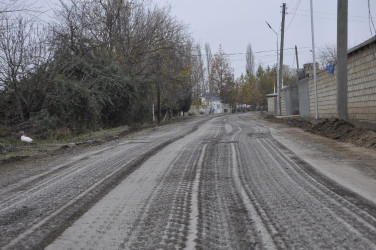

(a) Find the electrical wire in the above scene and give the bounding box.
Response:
[368,0,376,36]
[296,8,375,19]
[293,13,371,23]
[195,47,312,57]
[285,0,302,32]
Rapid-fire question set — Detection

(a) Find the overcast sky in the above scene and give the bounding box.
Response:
[154,0,375,78]
[20,0,376,78]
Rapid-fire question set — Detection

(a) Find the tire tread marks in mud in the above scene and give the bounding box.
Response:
[1,119,208,249]
[235,119,376,249]
[196,124,259,249]
[125,143,202,249]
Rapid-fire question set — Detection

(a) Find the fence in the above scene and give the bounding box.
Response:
[278,36,376,123]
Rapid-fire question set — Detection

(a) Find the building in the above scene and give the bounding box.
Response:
[189,94,225,115]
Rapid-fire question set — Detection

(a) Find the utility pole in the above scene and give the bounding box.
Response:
[265,21,279,95]
[278,3,286,116]
[337,0,348,120]
[295,45,299,70]
[295,45,299,84]
[310,0,319,120]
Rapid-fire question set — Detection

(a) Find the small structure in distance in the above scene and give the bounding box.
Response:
[189,93,229,115]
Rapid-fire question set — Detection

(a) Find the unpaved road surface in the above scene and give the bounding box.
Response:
[1,113,376,249]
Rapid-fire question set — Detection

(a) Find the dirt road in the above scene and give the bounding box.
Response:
[1,113,376,249]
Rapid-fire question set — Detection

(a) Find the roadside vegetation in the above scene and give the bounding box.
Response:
[0,0,298,164]
[0,0,199,139]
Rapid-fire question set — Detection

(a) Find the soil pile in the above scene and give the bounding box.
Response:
[264,115,376,149]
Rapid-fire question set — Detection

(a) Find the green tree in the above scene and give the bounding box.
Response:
[281,65,297,86]
[255,65,275,106]
[236,65,275,107]
[237,73,257,106]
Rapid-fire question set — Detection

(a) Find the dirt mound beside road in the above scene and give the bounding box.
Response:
[264,114,376,149]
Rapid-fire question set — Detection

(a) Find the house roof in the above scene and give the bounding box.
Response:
[348,35,376,55]
[200,93,222,102]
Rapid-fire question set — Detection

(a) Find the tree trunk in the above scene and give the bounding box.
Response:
[12,81,25,122]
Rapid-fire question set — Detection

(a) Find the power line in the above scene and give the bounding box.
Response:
[368,0,376,36]
[293,13,372,23]
[285,0,302,32]
[296,8,376,19]
[195,47,312,57]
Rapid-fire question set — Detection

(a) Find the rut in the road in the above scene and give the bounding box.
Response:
[125,142,202,249]
[124,119,261,249]
[22,114,376,250]
[196,136,260,249]
[0,118,208,249]
[235,117,376,249]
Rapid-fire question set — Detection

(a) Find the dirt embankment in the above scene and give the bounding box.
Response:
[264,114,376,149]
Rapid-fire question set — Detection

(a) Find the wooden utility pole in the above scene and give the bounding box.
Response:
[295,45,299,70]
[278,3,286,116]
[337,0,348,120]
[295,45,299,84]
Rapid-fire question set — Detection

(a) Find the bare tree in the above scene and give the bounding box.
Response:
[0,0,39,14]
[0,14,52,121]
[317,44,337,69]
[246,43,255,75]
[0,15,31,121]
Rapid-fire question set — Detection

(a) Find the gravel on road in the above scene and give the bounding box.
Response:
[1,113,376,249]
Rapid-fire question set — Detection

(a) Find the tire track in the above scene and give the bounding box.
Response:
[233,117,376,249]
[124,122,220,249]
[1,118,209,249]
[14,113,376,249]
[196,118,260,249]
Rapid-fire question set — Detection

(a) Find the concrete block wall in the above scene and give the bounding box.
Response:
[298,78,310,117]
[281,84,299,115]
[267,95,277,113]
[347,42,376,121]
[308,70,337,119]
[280,91,286,116]
[304,41,376,122]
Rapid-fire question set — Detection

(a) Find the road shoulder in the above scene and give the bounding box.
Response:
[253,114,376,204]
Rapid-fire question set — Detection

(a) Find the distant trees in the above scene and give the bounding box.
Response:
[236,65,275,107]
[281,65,297,86]
[0,0,205,137]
